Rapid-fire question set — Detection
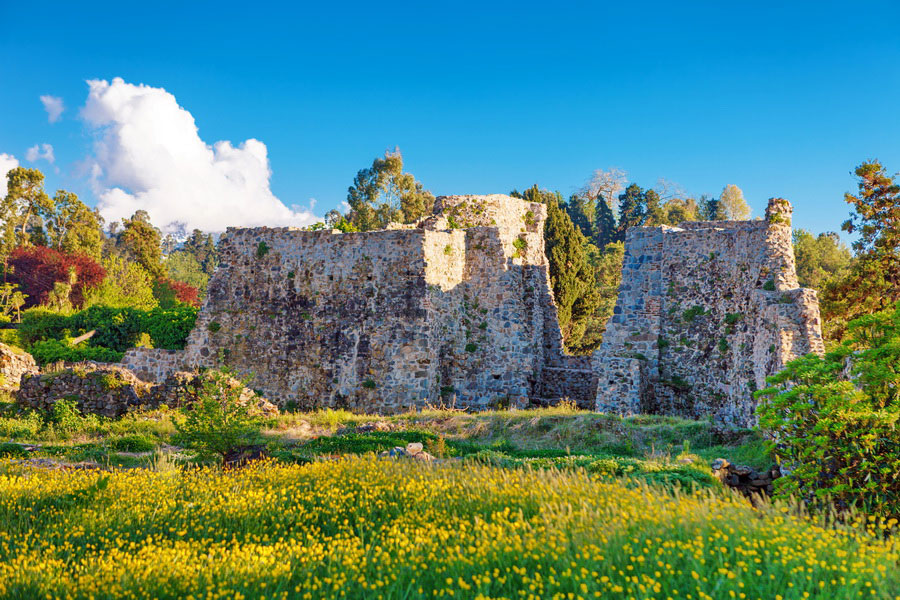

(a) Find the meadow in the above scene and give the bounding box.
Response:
[0,457,897,600]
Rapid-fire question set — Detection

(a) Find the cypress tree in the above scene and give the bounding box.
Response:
[516,185,600,353]
[616,184,646,240]
[593,197,618,248]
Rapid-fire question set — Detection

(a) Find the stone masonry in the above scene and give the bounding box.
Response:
[125,195,590,411]
[593,198,824,428]
[124,194,823,427]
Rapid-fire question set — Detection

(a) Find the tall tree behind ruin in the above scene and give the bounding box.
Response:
[512,185,601,353]
[43,190,104,260]
[719,184,751,220]
[346,149,435,231]
[698,194,727,220]
[118,211,164,279]
[0,167,54,255]
[822,160,900,342]
[616,184,646,240]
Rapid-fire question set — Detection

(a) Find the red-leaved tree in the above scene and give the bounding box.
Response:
[7,246,106,308]
[153,277,200,308]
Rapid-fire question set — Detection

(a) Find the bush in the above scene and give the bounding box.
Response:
[110,434,158,453]
[28,339,124,366]
[19,304,198,352]
[756,304,900,520]
[174,370,264,465]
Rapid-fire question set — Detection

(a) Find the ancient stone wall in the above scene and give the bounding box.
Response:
[0,342,39,392]
[594,198,824,427]
[126,195,591,411]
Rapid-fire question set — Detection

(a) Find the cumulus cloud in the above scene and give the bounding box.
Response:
[81,77,318,232]
[25,143,55,164]
[40,95,65,123]
[0,154,18,198]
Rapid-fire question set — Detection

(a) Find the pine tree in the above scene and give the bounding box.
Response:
[643,189,665,226]
[699,194,727,220]
[564,193,596,240]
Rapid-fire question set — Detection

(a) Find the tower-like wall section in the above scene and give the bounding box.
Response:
[594,198,824,428]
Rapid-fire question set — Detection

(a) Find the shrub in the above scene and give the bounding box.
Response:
[174,370,264,466]
[19,304,197,352]
[29,339,124,366]
[756,304,900,519]
[110,434,158,453]
[7,246,105,308]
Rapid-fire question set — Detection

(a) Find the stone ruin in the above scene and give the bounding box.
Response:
[123,194,824,428]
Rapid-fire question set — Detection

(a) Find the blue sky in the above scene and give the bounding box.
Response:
[1,0,898,236]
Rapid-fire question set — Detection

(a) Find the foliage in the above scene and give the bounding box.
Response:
[43,191,104,259]
[793,229,852,291]
[346,149,435,231]
[19,304,197,352]
[697,194,727,220]
[173,369,264,465]
[153,277,200,308]
[822,160,900,343]
[515,185,601,353]
[84,255,157,310]
[718,184,751,220]
[0,167,53,254]
[28,339,124,365]
[6,245,105,308]
[0,283,27,322]
[616,183,646,239]
[117,211,164,279]
[756,303,900,520]
[0,459,896,599]
[165,251,209,295]
[179,229,218,277]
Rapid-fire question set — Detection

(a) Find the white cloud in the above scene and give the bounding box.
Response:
[0,154,18,198]
[40,95,65,123]
[81,77,318,233]
[25,143,55,164]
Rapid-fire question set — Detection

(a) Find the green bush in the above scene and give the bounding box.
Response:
[756,304,900,520]
[29,339,124,366]
[174,370,264,465]
[20,305,198,353]
[110,434,158,453]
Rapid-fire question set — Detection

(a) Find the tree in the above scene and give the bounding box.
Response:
[44,190,104,259]
[616,184,646,240]
[822,160,900,342]
[346,149,435,231]
[83,255,157,310]
[118,211,164,279]
[719,184,751,220]
[756,305,900,520]
[7,246,105,308]
[153,277,200,308]
[793,229,852,290]
[1,167,54,255]
[579,168,627,216]
[166,250,210,294]
[564,193,596,241]
[662,197,699,224]
[515,185,601,353]
[181,229,218,276]
[581,241,624,350]
[642,189,665,226]
[593,197,618,248]
[698,194,727,220]
[174,369,266,466]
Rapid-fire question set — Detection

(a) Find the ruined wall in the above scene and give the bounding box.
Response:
[594,198,824,428]
[126,194,586,411]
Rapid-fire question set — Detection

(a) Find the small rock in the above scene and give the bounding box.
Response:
[711,458,730,471]
[388,446,406,458]
[405,442,424,455]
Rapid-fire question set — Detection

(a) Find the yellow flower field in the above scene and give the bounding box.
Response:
[0,457,896,599]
